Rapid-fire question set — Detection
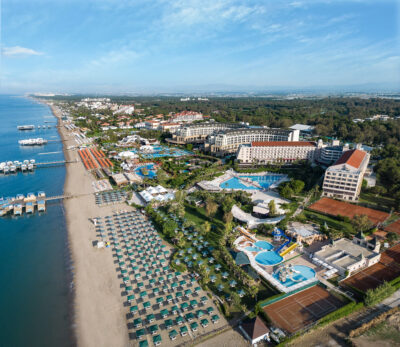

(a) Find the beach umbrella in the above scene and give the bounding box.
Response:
[206,306,214,314]
[156,297,164,304]
[127,294,135,302]
[143,301,151,310]
[190,299,198,308]
[175,316,184,325]
[179,280,186,287]
[175,291,183,299]
[166,294,173,302]
[149,278,155,285]
[129,305,138,315]
[180,325,188,336]
[133,318,143,328]
[136,328,146,340]
[152,334,161,346]
[196,310,205,318]
[139,290,147,298]
[139,339,148,347]
[164,319,173,329]
[180,302,189,311]
[123,276,130,284]
[200,296,208,303]
[190,322,199,331]
[160,309,169,318]
[169,329,178,340]
[200,318,209,327]
[185,312,195,322]
[211,314,220,323]
[125,285,133,292]
[146,313,155,323]
[152,288,160,295]
[170,305,179,314]
[184,289,192,297]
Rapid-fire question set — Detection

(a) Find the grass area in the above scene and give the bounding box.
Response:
[303,210,354,236]
[363,320,400,343]
[359,192,395,212]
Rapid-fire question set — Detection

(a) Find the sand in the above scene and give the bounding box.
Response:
[51,105,131,347]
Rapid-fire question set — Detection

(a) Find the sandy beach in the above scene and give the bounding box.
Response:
[51,105,132,347]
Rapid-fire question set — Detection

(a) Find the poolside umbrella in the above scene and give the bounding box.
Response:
[136,328,146,340]
[217,284,224,291]
[152,334,161,345]
[180,325,188,336]
[211,314,220,323]
[214,264,222,271]
[147,313,155,323]
[190,299,198,308]
[133,317,142,328]
[164,319,173,329]
[184,289,192,297]
[222,272,229,279]
[187,261,193,267]
[183,256,190,263]
[192,254,198,260]
[180,302,189,311]
[170,328,179,340]
[210,275,217,283]
[238,289,246,297]
[137,281,144,288]
[171,305,179,314]
[202,251,208,257]
[200,318,209,327]
[160,309,169,318]
[229,280,237,287]
[156,297,164,304]
[139,290,147,298]
[185,312,195,322]
[130,305,138,314]
[208,257,215,263]
[143,301,151,310]
[187,248,193,253]
[190,277,196,283]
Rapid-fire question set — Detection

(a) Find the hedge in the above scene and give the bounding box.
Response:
[317,302,364,327]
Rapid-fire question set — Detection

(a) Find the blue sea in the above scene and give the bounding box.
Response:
[0,95,74,346]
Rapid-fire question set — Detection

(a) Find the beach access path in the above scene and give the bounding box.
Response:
[54,106,131,347]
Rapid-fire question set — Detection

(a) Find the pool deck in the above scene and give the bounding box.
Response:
[234,232,319,293]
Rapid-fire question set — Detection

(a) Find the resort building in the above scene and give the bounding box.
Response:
[145,120,160,130]
[168,122,242,144]
[171,111,203,123]
[159,122,180,133]
[208,128,300,155]
[289,123,315,136]
[318,140,350,165]
[286,222,326,245]
[313,234,381,276]
[139,185,175,204]
[322,148,370,201]
[236,141,316,164]
[239,316,270,345]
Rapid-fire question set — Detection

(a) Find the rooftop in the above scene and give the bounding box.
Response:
[240,316,270,341]
[334,149,367,169]
[252,141,316,147]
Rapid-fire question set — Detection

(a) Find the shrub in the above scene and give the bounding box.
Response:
[364,282,396,306]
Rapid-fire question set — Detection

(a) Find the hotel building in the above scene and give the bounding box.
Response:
[322,148,370,201]
[236,141,317,164]
[209,128,300,154]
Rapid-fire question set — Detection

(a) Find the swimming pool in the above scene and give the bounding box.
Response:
[133,145,192,159]
[135,164,157,178]
[255,251,283,266]
[254,240,274,250]
[272,265,316,287]
[219,174,284,190]
[245,246,260,252]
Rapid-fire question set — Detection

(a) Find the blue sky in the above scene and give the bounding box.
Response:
[1,0,399,93]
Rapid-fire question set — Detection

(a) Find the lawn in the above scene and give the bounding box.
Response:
[303,210,354,236]
[359,192,396,212]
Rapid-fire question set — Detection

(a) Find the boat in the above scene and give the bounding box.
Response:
[3,166,9,174]
[10,165,17,173]
[17,125,35,130]
[28,164,34,171]
[30,159,36,164]
[18,138,48,146]
[38,125,41,129]
[21,164,27,171]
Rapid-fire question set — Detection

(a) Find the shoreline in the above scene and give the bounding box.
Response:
[48,101,131,347]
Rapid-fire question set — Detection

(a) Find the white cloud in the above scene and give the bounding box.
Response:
[2,46,43,56]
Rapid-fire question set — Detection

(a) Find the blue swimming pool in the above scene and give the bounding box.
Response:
[219,175,284,190]
[254,241,274,250]
[272,265,316,287]
[245,246,259,252]
[255,251,283,266]
[135,164,157,178]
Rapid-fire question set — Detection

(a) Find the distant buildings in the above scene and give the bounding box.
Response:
[318,140,350,165]
[322,148,370,201]
[171,111,203,123]
[236,141,317,165]
[289,124,315,136]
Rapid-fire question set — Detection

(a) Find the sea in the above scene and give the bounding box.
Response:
[0,95,74,347]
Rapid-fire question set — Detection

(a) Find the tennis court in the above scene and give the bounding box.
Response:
[263,285,344,334]
[309,198,389,225]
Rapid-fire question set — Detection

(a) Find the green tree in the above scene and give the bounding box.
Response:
[290,179,305,194]
[223,211,233,224]
[351,214,373,233]
[268,200,277,217]
[201,221,211,234]
[205,199,218,217]
[280,184,294,199]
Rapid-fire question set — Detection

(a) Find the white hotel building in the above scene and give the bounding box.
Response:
[209,128,300,154]
[322,149,370,201]
[236,141,317,164]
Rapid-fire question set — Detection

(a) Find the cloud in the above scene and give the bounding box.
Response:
[2,46,43,56]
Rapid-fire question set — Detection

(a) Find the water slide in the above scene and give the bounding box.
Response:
[280,243,298,257]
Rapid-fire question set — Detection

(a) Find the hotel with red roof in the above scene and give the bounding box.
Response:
[322,148,370,201]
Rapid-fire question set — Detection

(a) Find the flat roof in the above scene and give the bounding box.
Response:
[252,141,316,147]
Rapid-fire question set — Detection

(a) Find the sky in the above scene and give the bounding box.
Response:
[0,0,399,94]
